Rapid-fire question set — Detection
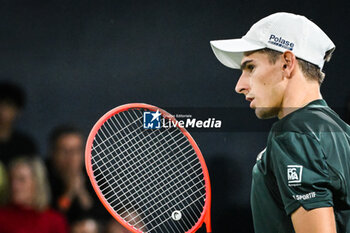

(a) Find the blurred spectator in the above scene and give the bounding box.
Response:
[0,161,8,205]
[0,81,37,167]
[105,210,147,233]
[105,218,132,233]
[71,216,100,233]
[46,124,108,223]
[0,156,68,233]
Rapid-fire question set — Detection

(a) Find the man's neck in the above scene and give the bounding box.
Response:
[278,74,322,119]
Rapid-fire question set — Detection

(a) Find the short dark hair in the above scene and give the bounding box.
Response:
[245,48,334,85]
[48,124,84,150]
[0,81,26,109]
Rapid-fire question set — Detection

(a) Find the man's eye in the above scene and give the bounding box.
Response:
[247,64,255,71]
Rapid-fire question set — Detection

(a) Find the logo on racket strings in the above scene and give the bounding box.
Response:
[143,110,161,129]
[171,210,182,221]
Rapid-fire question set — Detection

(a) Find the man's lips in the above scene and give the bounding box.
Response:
[246,97,255,108]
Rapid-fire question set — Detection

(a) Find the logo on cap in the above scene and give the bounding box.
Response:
[268,34,294,51]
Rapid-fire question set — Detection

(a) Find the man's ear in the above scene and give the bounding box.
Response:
[282,51,296,78]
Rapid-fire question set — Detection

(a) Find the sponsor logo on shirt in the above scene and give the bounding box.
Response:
[293,192,316,201]
[287,165,303,186]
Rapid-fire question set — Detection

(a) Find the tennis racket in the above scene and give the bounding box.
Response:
[85,103,212,233]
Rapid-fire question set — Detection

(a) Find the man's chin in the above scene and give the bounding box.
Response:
[254,107,279,119]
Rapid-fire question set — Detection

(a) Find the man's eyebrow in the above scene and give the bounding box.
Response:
[240,59,253,70]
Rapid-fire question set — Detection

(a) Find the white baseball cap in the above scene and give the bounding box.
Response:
[210,12,335,69]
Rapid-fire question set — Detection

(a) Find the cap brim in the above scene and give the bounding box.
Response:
[210,39,265,69]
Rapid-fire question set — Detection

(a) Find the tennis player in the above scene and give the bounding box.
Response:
[210,12,350,232]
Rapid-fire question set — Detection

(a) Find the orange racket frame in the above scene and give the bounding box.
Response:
[85,103,212,233]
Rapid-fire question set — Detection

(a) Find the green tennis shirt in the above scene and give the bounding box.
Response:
[251,99,350,233]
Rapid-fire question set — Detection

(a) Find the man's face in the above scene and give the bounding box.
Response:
[53,133,84,175]
[235,51,287,119]
[0,101,19,128]
[71,219,99,233]
[10,163,36,207]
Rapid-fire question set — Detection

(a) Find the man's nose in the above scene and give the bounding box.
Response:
[235,73,250,95]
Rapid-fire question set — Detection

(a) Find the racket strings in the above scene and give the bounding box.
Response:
[95,115,191,203]
[92,114,144,160]
[97,142,201,209]
[93,110,205,232]
[95,125,189,193]
[92,111,150,227]
[144,124,205,230]
[112,121,205,232]
[94,111,144,149]
[93,110,183,176]
[93,117,141,227]
[148,192,206,232]
[99,111,205,229]
[91,109,206,233]
[129,154,204,231]
[143,178,205,230]
[94,110,196,199]
[95,133,202,222]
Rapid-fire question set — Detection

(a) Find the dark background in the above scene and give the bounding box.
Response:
[1,0,349,232]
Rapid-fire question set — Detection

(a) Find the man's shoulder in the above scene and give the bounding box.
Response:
[272,103,347,136]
